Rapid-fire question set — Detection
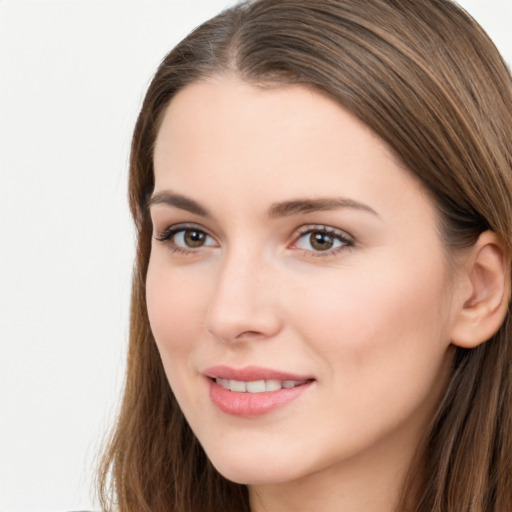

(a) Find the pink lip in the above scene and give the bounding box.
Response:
[204,365,315,418]
[204,365,313,382]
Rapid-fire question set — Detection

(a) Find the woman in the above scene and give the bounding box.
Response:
[97,0,512,510]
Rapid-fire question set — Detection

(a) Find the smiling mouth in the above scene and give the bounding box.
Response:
[207,371,314,417]
[213,378,309,393]
[204,365,315,416]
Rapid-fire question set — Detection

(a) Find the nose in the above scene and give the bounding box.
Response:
[205,250,283,344]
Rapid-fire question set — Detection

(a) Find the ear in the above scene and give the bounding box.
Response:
[450,231,510,349]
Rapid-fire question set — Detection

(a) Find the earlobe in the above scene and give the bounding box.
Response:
[450,231,510,349]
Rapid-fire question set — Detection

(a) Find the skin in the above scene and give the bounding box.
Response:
[146,77,470,512]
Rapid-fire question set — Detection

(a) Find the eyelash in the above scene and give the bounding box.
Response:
[154,223,217,255]
[292,225,354,257]
[154,223,354,257]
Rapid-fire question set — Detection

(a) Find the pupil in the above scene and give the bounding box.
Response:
[310,232,334,251]
[185,230,205,247]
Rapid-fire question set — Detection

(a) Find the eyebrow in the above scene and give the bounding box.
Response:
[147,191,379,219]
[268,197,380,219]
[147,191,211,217]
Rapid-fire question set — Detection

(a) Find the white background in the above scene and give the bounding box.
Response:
[0,1,510,511]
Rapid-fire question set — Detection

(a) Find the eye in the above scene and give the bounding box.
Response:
[155,225,217,253]
[174,229,214,248]
[292,226,353,255]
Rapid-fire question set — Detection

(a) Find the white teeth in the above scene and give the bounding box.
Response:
[265,379,282,392]
[230,379,247,392]
[215,378,306,392]
[217,378,230,389]
[246,380,266,393]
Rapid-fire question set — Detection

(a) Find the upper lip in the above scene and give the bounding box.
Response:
[204,365,314,382]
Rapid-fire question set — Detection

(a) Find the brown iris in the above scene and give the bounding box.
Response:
[309,231,335,251]
[183,229,207,248]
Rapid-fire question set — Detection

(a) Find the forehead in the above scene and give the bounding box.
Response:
[152,77,430,222]
[155,78,382,152]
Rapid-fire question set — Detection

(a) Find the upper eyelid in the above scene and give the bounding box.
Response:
[151,216,219,235]
[293,224,354,239]
[155,222,212,234]
[154,223,217,243]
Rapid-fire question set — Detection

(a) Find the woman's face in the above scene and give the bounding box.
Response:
[147,78,460,488]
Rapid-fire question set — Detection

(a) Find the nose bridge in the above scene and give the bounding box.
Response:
[205,244,281,343]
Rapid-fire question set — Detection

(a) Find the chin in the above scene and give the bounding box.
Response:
[205,446,309,486]
[214,464,296,486]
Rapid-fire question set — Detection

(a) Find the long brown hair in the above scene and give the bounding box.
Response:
[97,1,512,510]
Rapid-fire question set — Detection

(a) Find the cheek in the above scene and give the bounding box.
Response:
[279,259,453,458]
[289,253,452,400]
[295,268,445,344]
[146,256,209,356]
[145,256,215,417]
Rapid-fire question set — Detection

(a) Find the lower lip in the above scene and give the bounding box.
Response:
[208,379,313,417]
